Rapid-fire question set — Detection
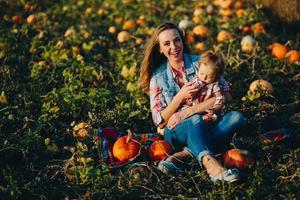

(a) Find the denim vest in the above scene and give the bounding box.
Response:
[152,53,200,106]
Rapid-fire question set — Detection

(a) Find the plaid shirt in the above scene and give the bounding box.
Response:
[187,78,224,108]
[187,78,225,123]
[150,58,230,126]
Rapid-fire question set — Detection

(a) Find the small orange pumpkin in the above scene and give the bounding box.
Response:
[108,26,116,34]
[270,43,288,60]
[27,14,35,24]
[113,132,141,163]
[285,50,300,63]
[117,31,130,43]
[195,42,207,52]
[192,16,202,24]
[219,9,233,17]
[149,140,174,162]
[135,37,143,45]
[236,8,244,18]
[223,149,254,170]
[114,17,123,24]
[234,1,243,9]
[186,32,196,43]
[12,15,23,24]
[135,18,146,27]
[193,8,204,16]
[97,8,106,15]
[122,20,135,30]
[24,2,32,10]
[217,30,234,43]
[251,22,265,35]
[219,0,233,9]
[193,25,210,38]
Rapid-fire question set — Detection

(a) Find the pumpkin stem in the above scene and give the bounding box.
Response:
[284,41,290,47]
[230,132,238,149]
[126,129,132,143]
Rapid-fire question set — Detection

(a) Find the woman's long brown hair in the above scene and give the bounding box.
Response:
[139,22,190,94]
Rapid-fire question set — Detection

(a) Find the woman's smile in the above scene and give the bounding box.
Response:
[158,29,183,64]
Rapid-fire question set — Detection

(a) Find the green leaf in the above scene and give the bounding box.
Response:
[49,106,60,113]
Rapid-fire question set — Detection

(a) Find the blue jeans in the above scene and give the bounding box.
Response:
[163,111,245,161]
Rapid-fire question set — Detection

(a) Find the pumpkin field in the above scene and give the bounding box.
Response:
[0,0,300,199]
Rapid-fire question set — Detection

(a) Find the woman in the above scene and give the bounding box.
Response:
[139,22,244,182]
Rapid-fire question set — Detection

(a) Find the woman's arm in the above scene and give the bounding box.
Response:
[167,77,233,129]
[167,91,233,129]
[159,83,199,128]
[150,78,199,128]
[167,97,216,129]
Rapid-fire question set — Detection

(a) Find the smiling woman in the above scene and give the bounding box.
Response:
[158,29,184,67]
[139,22,245,182]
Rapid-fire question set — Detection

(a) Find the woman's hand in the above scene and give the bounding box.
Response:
[167,110,189,129]
[176,82,198,102]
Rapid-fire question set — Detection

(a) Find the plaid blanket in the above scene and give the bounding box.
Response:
[94,127,159,169]
[259,128,292,144]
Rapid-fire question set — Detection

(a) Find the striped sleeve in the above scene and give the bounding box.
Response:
[149,77,166,126]
[212,82,225,108]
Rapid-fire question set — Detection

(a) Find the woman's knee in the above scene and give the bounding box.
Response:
[227,111,245,127]
[188,114,204,125]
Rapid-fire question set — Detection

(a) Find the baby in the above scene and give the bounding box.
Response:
[186,51,225,123]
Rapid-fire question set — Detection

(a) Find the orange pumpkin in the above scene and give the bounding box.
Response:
[85,7,93,14]
[219,9,233,17]
[113,134,141,163]
[270,43,288,60]
[24,2,32,10]
[251,22,265,35]
[135,37,143,45]
[186,32,196,43]
[234,1,243,9]
[114,17,123,24]
[135,18,146,27]
[217,30,234,43]
[192,16,202,24]
[122,20,135,30]
[285,50,300,63]
[27,14,35,24]
[117,31,130,43]
[195,42,207,52]
[193,8,204,16]
[12,15,23,24]
[223,149,254,170]
[236,8,244,18]
[193,25,210,38]
[219,0,233,9]
[108,26,116,34]
[97,8,106,15]
[149,140,174,162]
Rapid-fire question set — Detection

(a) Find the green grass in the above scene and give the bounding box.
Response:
[0,0,299,199]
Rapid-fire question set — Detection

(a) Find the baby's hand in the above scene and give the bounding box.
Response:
[205,109,214,115]
[157,127,164,135]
